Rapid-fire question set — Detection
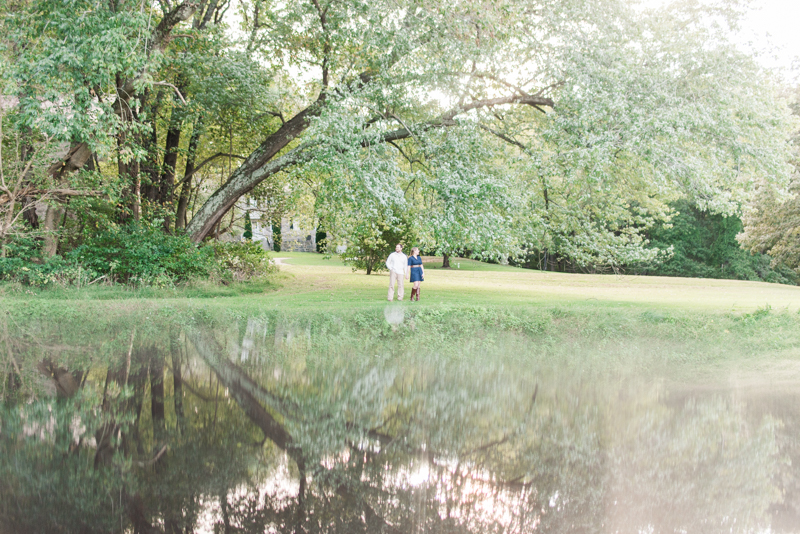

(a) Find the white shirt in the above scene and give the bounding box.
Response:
[385,251,408,275]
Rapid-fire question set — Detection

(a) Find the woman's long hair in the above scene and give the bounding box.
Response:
[411,247,420,257]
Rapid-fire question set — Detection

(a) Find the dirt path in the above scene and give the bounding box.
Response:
[271,257,291,266]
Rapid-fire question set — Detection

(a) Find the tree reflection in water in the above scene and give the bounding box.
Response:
[0,313,795,533]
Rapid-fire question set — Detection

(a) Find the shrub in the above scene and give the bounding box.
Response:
[208,240,276,283]
[0,235,98,288]
[271,222,281,252]
[0,255,92,288]
[68,224,213,284]
[0,227,279,289]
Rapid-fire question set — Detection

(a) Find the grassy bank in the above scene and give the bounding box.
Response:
[2,270,800,390]
[3,252,800,383]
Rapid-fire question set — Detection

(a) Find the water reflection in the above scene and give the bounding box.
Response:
[0,312,798,533]
[383,303,405,327]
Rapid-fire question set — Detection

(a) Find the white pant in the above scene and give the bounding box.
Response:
[388,271,405,300]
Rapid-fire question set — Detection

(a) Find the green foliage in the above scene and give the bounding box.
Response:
[739,177,800,277]
[2,0,796,280]
[243,212,253,240]
[271,222,282,252]
[638,201,798,285]
[69,225,213,285]
[341,218,415,275]
[315,226,327,253]
[207,240,276,283]
[0,229,279,290]
[0,235,96,288]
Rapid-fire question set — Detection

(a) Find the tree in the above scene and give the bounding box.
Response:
[1,0,794,273]
[242,211,253,240]
[638,200,798,284]
[184,0,792,268]
[739,87,800,276]
[1,0,277,242]
[340,217,414,275]
[0,101,106,257]
[738,177,800,276]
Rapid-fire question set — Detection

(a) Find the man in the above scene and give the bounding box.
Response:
[385,243,408,301]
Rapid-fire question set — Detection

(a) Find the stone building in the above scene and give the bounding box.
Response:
[247,211,317,252]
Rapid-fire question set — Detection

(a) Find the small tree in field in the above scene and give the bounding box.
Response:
[341,219,414,275]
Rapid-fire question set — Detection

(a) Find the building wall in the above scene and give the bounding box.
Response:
[248,215,316,252]
[279,218,316,252]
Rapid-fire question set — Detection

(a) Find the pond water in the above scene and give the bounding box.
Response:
[1,306,799,533]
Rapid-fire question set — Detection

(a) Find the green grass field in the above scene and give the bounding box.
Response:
[3,251,799,313]
[266,252,800,313]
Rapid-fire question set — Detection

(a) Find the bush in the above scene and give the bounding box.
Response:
[0,257,103,287]
[208,240,276,283]
[0,227,279,289]
[68,224,213,285]
[0,235,97,287]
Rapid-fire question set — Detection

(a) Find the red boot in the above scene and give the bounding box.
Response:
[410,288,417,301]
[416,287,421,301]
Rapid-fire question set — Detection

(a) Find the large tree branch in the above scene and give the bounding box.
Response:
[175,152,246,188]
[186,329,295,451]
[184,88,329,242]
[187,92,555,242]
[377,94,554,145]
[186,143,314,241]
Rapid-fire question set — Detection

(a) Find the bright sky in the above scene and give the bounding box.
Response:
[640,0,800,81]
[736,0,800,79]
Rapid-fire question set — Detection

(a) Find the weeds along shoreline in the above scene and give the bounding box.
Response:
[2,297,799,371]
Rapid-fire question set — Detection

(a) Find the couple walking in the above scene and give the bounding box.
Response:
[386,244,424,301]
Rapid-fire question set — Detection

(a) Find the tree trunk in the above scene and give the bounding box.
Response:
[140,90,163,204]
[21,197,39,229]
[442,253,450,268]
[175,117,203,230]
[160,100,183,204]
[158,87,186,232]
[42,204,63,258]
[150,351,165,438]
[48,142,93,180]
[185,98,324,242]
[170,331,185,433]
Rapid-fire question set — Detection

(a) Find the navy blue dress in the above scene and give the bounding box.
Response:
[408,256,424,282]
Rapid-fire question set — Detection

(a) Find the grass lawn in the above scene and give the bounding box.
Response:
[266,252,800,313]
[2,251,799,315]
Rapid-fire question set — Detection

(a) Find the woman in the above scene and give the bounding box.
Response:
[407,247,424,301]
